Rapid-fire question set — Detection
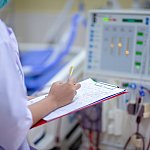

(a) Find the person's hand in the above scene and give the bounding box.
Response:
[47,79,81,109]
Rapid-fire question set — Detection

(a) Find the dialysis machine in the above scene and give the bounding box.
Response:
[85,10,150,81]
[84,10,150,150]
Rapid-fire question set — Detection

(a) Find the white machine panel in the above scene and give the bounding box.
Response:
[85,10,150,81]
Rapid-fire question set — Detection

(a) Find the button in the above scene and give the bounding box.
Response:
[129,83,137,89]
[88,59,92,62]
[146,21,149,25]
[139,90,145,97]
[89,45,93,48]
[91,30,94,33]
[89,50,93,54]
[88,65,92,69]
[90,38,93,41]
[90,33,94,38]
[88,55,92,59]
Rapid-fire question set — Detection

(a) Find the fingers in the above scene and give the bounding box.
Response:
[67,78,81,90]
[54,81,63,85]
[67,78,76,84]
[75,83,81,90]
[55,80,80,90]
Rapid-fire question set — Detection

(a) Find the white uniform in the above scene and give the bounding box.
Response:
[0,20,32,150]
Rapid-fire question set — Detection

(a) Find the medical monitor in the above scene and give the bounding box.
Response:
[85,10,150,81]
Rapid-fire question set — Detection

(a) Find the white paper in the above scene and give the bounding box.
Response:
[28,78,126,121]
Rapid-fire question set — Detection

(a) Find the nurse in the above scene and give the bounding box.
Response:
[0,0,81,150]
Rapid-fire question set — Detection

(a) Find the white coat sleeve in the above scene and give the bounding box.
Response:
[0,41,33,150]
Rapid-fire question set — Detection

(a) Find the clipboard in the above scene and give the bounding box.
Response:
[29,78,127,128]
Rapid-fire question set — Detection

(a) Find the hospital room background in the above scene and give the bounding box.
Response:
[0,0,150,149]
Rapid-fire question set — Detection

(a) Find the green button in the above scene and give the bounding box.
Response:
[123,83,129,87]
[103,18,109,22]
[136,51,142,55]
[137,41,143,45]
[137,32,144,36]
[125,99,129,103]
[135,62,141,69]
[135,62,141,66]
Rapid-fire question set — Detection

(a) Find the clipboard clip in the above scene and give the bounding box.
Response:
[95,82,119,90]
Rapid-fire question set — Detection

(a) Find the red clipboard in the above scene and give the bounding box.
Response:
[32,91,127,128]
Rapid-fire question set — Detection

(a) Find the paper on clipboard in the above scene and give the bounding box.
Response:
[28,78,126,122]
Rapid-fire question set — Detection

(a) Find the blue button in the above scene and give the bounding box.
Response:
[140,86,144,89]
[88,59,92,62]
[91,30,94,33]
[139,90,145,97]
[89,45,93,48]
[90,34,94,37]
[88,65,92,69]
[146,21,149,25]
[129,83,137,89]
[88,55,92,59]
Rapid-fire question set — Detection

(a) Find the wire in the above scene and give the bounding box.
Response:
[146,137,150,150]
[143,86,150,95]
[123,132,145,150]
[81,129,101,150]
[55,119,62,146]
[123,100,145,150]
[123,118,145,150]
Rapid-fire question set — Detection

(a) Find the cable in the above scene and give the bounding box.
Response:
[52,119,62,149]
[81,128,101,150]
[123,116,145,150]
[55,119,62,144]
[123,97,145,150]
[33,130,46,145]
[143,86,150,95]
[146,137,150,150]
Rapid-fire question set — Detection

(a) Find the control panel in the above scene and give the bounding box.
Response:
[85,10,150,81]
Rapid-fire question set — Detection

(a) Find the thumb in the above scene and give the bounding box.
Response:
[75,83,81,90]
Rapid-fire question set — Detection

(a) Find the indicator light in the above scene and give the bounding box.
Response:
[122,19,143,23]
[103,18,109,22]
[118,43,122,48]
[125,51,129,55]
[129,83,137,89]
[135,62,141,69]
[135,62,141,66]
[137,32,144,36]
[137,41,143,45]
[136,51,142,55]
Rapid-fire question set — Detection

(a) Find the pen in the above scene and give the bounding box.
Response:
[68,66,74,80]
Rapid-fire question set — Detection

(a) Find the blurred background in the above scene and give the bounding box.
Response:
[1,0,148,44]
[0,0,150,150]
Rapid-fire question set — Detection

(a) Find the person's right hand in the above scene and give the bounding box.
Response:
[47,79,81,109]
